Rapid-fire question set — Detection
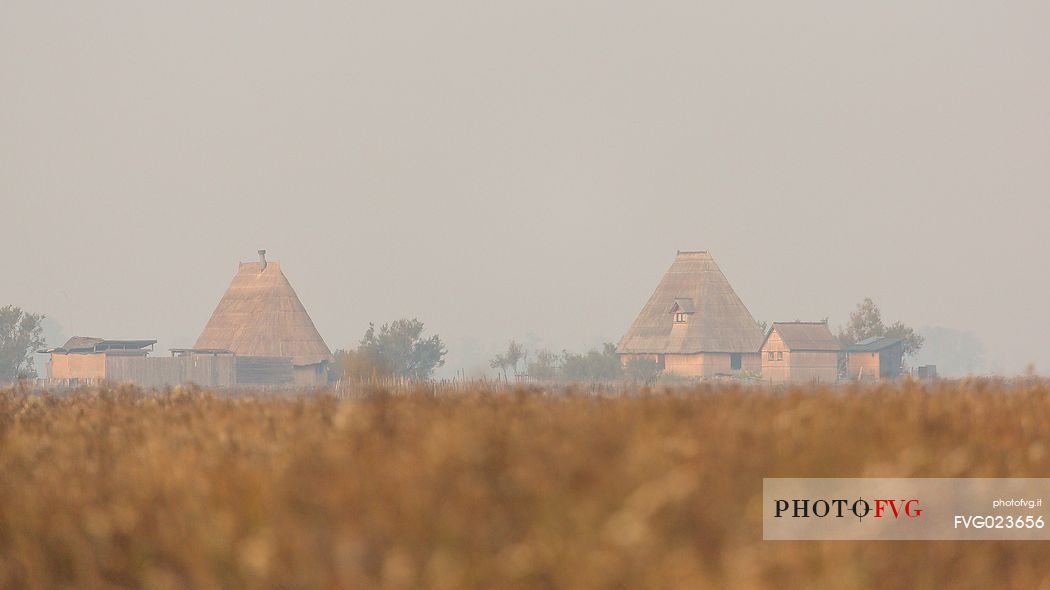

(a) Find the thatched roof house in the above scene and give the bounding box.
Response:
[759,321,840,384]
[617,251,764,378]
[194,251,332,385]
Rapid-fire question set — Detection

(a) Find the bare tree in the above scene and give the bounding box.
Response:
[491,340,526,380]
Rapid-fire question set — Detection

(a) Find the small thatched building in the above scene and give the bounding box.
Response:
[759,321,840,384]
[194,251,332,385]
[616,251,764,378]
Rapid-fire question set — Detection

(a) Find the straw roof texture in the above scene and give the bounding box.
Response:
[763,322,841,351]
[194,261,332,366]
[617,251,764,354]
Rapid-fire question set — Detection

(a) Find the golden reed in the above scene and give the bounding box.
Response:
[0,378,1047,589]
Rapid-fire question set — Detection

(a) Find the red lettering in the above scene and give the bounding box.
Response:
[904,499,922,517]
[874,499,889,518]
[874,499,921,518]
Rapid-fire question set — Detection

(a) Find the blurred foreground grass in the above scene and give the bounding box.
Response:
[0,379,1048,589]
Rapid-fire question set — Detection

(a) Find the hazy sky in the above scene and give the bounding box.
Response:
[3,1,1048,376]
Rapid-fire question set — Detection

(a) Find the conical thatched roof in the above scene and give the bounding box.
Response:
[616,251,764,354]
[194,259,332,366]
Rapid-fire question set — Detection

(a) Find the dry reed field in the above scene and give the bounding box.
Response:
[1,379,1048,589]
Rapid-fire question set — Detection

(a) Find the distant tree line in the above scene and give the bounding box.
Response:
[490,340,660,384]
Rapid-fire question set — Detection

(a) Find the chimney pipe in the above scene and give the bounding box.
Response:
[258,249,267,271]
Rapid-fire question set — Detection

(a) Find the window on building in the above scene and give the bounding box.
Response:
[776,351,784,361]
[674,313,686,323]
[768,351,775,361]
[731,353,742,370]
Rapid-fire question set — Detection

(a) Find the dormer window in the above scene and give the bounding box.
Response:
[669,298,695,325]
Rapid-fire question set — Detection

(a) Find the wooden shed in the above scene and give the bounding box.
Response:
[616,251,763,378]
[759,322,840,384]
[41,337,157,384]
[194,251,332,385]
[846,337,904,381]
[40,338,296,387]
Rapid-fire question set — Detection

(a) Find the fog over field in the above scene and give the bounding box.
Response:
[2,1,1047,376]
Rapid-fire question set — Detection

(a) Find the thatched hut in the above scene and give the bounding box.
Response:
[616,251,763,378]
[194,251,332,385]
[759,321,840,384]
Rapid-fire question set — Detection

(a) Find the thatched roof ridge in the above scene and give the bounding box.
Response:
[194,260,332,366]
[762,322,841,351]
[616,251,764,354]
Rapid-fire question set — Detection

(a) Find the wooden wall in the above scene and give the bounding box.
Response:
[847,351,880,381]
[236,356,295,385]
[293,363,328,386]
[760,331,791,383]
[663,352,759,378]
[104,355,295,387]
[781,351,838,384]
[48,354,107,380]
[106,355,236,387]
[760,330,838,384]
[741,353,761,373]
[846,346,904,381]
[663,353,706,376]
[879,346,905,379]
[47,353,300,387]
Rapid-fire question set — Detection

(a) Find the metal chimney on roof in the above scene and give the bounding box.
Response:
[258,249,267,271]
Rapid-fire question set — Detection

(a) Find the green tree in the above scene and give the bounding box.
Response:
[331,346,391,381]
[561,343,622,382]
[838,298,884,344]
[0,306,46,382]
[527,349,560,381]
[347,318,447,380]
[885,321,925,358]
[624,356,661,384]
